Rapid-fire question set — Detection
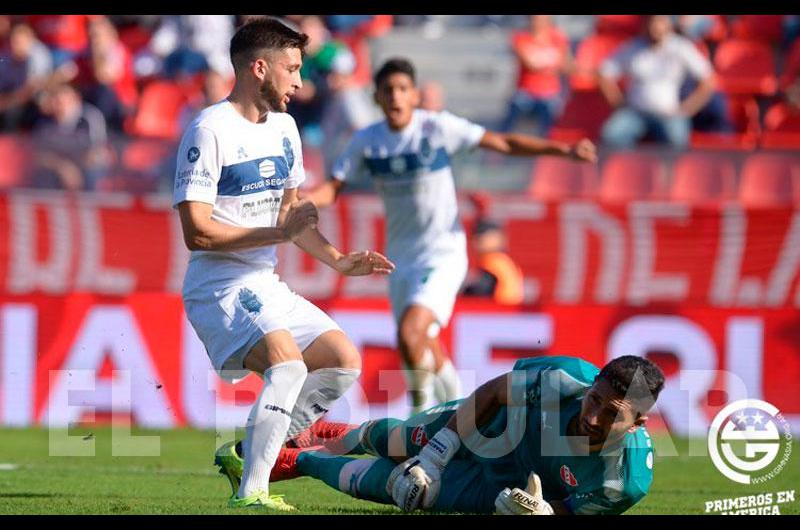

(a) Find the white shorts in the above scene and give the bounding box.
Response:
[183,269,340,381]
[388,247,468,327]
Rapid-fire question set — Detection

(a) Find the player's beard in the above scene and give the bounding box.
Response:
[258,77,286,113]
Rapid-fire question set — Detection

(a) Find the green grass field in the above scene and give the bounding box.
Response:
[0,427,797,515]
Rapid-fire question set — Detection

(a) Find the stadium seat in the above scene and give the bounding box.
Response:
[761,102,800,149]
[670,153,738,204]
[528,157,599,201]
[714,38,778,96]
[549,89,614,142]
[595,15,643,38]
[738,153,800,207]
[570,34,627,90]
[125,80,189,140]
[731,15,784,44]
[0,135,32,189]
[780,39,800,91]
[689,96,761,150]
[599,152,668,203]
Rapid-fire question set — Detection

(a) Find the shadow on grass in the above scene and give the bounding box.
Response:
[0,493,58,499]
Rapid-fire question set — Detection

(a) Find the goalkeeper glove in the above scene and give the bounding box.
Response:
[386,427,460,511]
[494,472,555,515]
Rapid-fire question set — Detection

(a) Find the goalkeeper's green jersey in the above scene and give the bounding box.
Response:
[455,356,654,515]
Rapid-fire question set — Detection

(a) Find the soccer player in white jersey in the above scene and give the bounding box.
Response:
[173,18,394,511]
[308,58,597,414]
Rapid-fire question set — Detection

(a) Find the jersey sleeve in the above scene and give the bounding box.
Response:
[437,110,486,155]
[331,131,366,183]
[680,37,713,80]
[285,117,306,189]
[173,125,221,207]
[599,40,638,80]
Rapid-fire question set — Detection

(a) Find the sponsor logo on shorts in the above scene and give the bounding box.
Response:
[264,404,291,416]
[311,403,329,414]
[560,465,578,487]
[238,287,263,315]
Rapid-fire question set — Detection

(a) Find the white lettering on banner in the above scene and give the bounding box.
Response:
[341,196,389,298]
[277,206,340,300]
[765,210,800,307]
[109,370,161,456]
[627,202,690,306]
[0,305,36,426]
[143,195,188,294]
[454,312,553,389]
[556,203,625,304]
[608,316,717,438]
[709,205,747,307]
[181,316,250,431]
[41,306,175,428]
[74,194,136,294]
[7,192,72,294]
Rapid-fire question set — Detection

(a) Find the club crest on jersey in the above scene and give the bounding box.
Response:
[283,137,294,169]
[419,137,435,165]
[560,465,578,487]
[187,146,200,163]
[411,425,428,446]
[259,159,276,179]
[389,155,407,174]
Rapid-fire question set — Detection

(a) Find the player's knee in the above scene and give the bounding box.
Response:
[398,319,427,352]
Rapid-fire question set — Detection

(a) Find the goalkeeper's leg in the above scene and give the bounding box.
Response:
[296,452,396,505]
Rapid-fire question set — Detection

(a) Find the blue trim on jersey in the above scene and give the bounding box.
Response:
[364,146,450,178]
[217,156,289,197]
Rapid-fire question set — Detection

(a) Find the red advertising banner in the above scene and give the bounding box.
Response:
[0,192,799,436]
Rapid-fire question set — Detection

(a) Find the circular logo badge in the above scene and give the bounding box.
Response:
[187,147,200,163]
[708,399,792,484]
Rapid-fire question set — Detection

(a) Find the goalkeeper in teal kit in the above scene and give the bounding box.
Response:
[216,355,664,515]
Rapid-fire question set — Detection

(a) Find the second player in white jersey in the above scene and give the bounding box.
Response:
[310,58,597,415]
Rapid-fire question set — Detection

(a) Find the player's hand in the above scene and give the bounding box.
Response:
[334,250,395,277]
[386,427,461,512]
[281,199,319,241]
[568,138,597,164]
[494,472,555,515]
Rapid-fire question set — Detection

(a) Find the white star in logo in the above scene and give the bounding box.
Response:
[751,411,764,425]
[735,411,748,425]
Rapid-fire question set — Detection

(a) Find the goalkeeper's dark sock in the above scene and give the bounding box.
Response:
[296,452,395,504]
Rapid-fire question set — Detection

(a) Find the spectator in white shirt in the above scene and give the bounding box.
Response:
[598,15,716,149]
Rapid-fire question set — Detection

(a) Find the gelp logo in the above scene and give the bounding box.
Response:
[708,399,792,484]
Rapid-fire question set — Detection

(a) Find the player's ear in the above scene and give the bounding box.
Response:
[252,57,268,81]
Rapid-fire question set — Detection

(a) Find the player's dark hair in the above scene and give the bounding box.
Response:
[229,17,309,74]
[374,57,416,88]
[597,356,665,405]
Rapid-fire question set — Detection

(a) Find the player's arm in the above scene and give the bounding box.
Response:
[302,178,347,208]
[282,188,394,276]
[176,199,317,251]
[477,131,597,163]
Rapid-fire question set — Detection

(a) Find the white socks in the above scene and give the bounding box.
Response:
[238,360,307,498]
[433,358,461,403]
[285,367,361,440]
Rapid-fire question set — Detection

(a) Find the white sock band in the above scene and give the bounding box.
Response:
[285,367,361,440]
[238,359,307,498]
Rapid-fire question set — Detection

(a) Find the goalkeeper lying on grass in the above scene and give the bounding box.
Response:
[216,355,664,515]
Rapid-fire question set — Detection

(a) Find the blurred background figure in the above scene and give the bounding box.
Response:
[57,16,138,132]
[0,21,53,131]
[31,82,110,190]
[178,69,234,129]
[319,45,380,177]
[25,14,96,67]
[500,15,572,137]
[598,15,716,149]
[462,193,525,306]
[147,15,234,79]
[419,80,445,112]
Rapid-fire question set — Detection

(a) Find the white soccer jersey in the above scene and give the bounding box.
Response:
[332,109,485,265]
[173,100,305,282]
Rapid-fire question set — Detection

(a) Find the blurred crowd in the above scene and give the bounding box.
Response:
[0,14,798,195]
